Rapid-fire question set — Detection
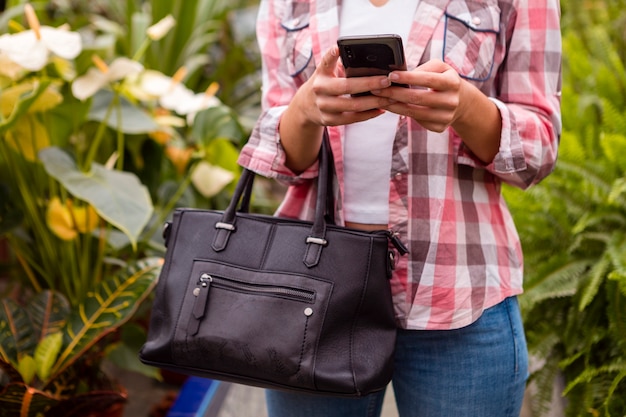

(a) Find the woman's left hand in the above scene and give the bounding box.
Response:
[371,59,470,133]
[372,59,502,163]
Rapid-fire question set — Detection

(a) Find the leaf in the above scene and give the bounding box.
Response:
[0,80,51,136]
[49,258,162,379]
[4,115,51,162]
[0,81,63,118]
[579,256,610,311]
[191,104,245,145]
[17,355,36,385]
[87,90,159,134]
[0,381,57,417]
[0,299,37,363]
[25,291,70,343]
[39,147,153,248]
[34,332,63,382]
[45,390,127,417]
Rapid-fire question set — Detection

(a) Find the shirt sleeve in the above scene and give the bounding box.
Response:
[457,0,562,190]
[237,0,319,185]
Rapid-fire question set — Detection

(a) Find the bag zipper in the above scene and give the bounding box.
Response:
[188,273,315,336]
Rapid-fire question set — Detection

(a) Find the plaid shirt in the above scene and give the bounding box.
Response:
[238,0,562,330]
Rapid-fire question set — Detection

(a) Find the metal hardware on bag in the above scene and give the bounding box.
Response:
[389,251,396,269]
[200,273,212,285]
[387,229,409,255]
[189,274,213,336]
[306,236,328,246]
[162,222,172,247]
[304,308,313,317]
[215,222,236,231]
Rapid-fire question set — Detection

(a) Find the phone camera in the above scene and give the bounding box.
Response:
[345,46,354,59]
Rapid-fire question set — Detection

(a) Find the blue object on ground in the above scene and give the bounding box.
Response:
[166,377,231,417]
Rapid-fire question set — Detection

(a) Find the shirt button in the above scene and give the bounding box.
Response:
[472,16,481,26]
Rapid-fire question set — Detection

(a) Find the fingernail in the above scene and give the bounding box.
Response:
[380,77,391,87]
[389,73,400,81]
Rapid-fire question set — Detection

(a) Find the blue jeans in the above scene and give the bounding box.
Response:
[266,296,528,417]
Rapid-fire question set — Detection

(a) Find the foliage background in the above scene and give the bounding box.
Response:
[503,0,626,415]
[1,0,626,415]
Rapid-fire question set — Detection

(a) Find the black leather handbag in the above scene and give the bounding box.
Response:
[139,129,407,397]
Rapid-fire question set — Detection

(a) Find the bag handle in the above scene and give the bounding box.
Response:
[212,128,335,267]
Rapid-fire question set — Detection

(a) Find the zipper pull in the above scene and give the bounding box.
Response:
[188,273,212,336]
[387,230,409,255]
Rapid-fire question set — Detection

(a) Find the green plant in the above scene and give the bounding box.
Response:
[504,0,626,415]
[0,1,251,415]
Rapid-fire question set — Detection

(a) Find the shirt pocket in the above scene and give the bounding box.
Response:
[281,4,314,81]
[443,1,500,82]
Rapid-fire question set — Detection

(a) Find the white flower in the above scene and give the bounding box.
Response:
[161,82,221,117]
[191,162,235,198]
[122,66,190,105]
[0,4,81,71]
[147,15,176,41]
[72,56,144,101]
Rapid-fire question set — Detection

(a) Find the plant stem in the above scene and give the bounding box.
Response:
[83,93,119,172]
[115,100,125,170]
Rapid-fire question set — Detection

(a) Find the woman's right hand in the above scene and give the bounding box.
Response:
[279,46,395,172]
[296,45,396,127]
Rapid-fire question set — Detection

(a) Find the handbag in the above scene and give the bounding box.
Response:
[139,129,408,397]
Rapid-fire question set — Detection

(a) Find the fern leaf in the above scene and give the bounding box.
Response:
[520,259,591,311]
[578,255,610,311]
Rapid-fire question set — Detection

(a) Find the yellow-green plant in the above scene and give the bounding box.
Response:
[0,2,247,415]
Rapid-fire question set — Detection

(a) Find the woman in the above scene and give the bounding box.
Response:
[238,0,562,416]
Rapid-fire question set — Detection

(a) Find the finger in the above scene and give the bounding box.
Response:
[319,93,396,114]
[414,59,450,73]
[322,108,387,127]
[319,46,341,75]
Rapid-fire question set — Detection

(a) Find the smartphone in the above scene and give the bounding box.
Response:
[337,34,408,95]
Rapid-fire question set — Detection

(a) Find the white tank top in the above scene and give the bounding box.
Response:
[339,0,418,224]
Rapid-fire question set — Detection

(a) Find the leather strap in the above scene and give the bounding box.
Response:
[213,128,335,267]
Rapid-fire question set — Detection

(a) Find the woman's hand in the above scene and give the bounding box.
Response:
[291,46,396,128]
[279,46,395,172]
[372,59,502,163]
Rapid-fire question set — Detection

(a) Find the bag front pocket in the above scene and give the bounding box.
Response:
[172,260,333,390]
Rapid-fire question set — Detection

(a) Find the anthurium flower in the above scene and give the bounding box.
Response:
[191,162,235,198]
[72,55,143,100]
[147,15,176,41]
[161,82,221,118]
[126,66,188,103]
[46,197,99,241]
[72,55,144,100]
[0,4,82,71]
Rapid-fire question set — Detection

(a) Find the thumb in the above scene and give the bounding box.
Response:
[319,46,341,75]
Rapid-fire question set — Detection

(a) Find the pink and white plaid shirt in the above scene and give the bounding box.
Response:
[238,0,562,330]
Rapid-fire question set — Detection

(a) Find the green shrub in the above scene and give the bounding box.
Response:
[504,0,626,415]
